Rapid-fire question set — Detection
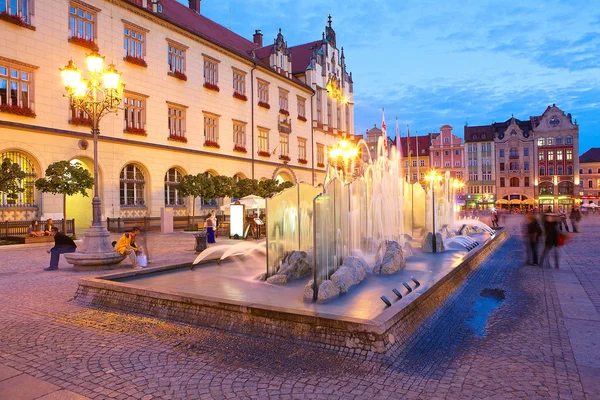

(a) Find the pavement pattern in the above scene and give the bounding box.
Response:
[0,217,599,399]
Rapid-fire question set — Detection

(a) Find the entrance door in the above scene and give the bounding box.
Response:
[66,158,94,235]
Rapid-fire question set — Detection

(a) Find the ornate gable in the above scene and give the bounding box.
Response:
[534,104,577,132]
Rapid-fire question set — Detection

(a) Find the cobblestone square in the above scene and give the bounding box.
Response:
[1,216,599,399]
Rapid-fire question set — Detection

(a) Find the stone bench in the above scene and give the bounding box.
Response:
[6,236,55,244]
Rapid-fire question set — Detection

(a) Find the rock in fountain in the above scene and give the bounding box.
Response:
[266,250,313,284]
[303,255,368,300]
[373,241,406,274]
[421,232,446,253]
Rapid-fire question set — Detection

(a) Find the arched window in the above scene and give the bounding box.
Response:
[120,164,145,206]
[579,168,584,174]
[539,182,554,195]
[548,165,554,175]
[164,168,184,206]
[555,136,563,145]
[537,137,545,146]
[547,137,554,146]
[509,177,519,187]
[0,151,37,206]
[558,181,573,195]
[557,165,563,175]
[565,135,573,145]
[588,168,593,174]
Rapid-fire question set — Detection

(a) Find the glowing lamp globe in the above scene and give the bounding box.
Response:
[85,51,104,74]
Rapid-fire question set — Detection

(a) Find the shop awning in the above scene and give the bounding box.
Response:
[496,199,509,204]
[509,199,522,205]
[522,198,536,205]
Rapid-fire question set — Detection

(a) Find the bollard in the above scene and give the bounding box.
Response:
[195,230,207,252]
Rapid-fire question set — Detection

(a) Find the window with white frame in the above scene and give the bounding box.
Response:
[257,79,269,103]
[566,149,573,160]
[548,151,554,161]
[167,103,186,138]
[317,143,324,165]
[120,164,145,206]
[1,0,31,24]
[456,171,462,179]
[203,113,219,143]
[298,138,307,161]
[297,96,306,118]
[445,162,450,167]
[232,68,246,96]
[123,92,146,132]
[0,151,36,206]
[124,22,146,60]
[164,168,184,206]
[412,173,417,181]
[435,161,440,167]
[279,134,289,157]
[557,150,563,161]
[412,160,417,167]
[258,128,269,152]
[167,40,186,74]
[0,61,34,111]
[203,55,219,86]
[566,135,573,144]
[455,161,460,167]
[233,121,246,147]
[69,3,97,43]
[278,89,288,112]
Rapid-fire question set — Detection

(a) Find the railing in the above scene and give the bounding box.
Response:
[106,215,225,233]
[1,219,75,239]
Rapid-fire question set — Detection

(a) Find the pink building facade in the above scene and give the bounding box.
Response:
[429,125,464,180]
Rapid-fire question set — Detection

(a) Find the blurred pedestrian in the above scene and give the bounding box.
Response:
[44,227,76,271]
[491,210,499,228]
[540,214,560,268]
[525,214,542,266]
[558,208,570,232]
[569,206,581,233]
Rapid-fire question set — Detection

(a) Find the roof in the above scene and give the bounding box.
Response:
[125,0,312,90]
[464,125,494,142]
[254,40,323,75]
[398,136,431,157]
[580,148,600,163]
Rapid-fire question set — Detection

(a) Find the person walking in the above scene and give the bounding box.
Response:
[115,226,143,268]
[526,214,542,266]
[558,208,570,232]
[539,214,560,268]
[44,227,76,271]
[569,206,581,233]
[491,210,499,228]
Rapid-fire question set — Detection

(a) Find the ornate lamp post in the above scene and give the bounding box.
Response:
[425,170,443,253]
[61,51,127,267]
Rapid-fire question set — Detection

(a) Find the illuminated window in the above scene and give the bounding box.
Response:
[258,128,269,152]
[0,61,33,110]
[120,164,145,206]
[164,168,184,206]
[0,151,36,206]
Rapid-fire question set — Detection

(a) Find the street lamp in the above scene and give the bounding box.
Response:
[425,170,443,253]
[61,51,126,268]
[452,179,465,212]
[328,138,359,183]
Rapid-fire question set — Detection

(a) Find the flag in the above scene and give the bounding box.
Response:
[381,108,387,151]
[407,124,411,157]
[272,145,278,156]
[395,117,400,150]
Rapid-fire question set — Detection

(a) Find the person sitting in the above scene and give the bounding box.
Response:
[44,218,54,235]
[115,226,143,268]
[44,227,77,271]
[27,220,44,237]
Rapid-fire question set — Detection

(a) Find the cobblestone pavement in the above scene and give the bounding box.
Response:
[1,217,599,399]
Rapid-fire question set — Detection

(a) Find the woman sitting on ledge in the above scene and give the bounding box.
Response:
[27,220,44,237]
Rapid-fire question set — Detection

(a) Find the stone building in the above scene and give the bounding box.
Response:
[578,148,600,207]
[0,0,353,225]
[493,117,535,209]
[362,125,393,163]
[429,125,464,180]
[463,126,496,209]
[532,105,579,212]
[399,135,431,184]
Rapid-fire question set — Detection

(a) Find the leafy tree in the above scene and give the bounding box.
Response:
[176,173,215,227]
[0,158,27,202]
[234,178,259,199]
[34,161,94,233]
[278,181,294,192]
[212,175,236,199]
[257,179,285,198]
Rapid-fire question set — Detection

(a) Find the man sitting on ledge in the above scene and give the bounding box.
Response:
[44,227,77,271]
[115,226,143,269]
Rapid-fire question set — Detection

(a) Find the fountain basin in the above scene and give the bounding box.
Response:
[75,229,508,355]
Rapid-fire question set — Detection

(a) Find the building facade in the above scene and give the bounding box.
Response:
[429,125,464,180]
[463,126,495,209]
[362,125,393,163]
[578,148,600,206]
[494,117,535,209]
[532,105,579,212]
[0,0,353,224]
[399,135,431,184]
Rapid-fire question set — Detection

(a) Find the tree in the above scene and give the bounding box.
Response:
[176,173,215,227]
[212,175,236,199]
[0,158,27,202]
[34,161,94,233]
[257,179,287,198]
[234,178,259,199]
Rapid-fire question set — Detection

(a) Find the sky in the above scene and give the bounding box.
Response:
[180,0,600,155]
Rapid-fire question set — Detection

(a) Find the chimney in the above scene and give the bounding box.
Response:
[253,30,263,47]
[188,0,200,14]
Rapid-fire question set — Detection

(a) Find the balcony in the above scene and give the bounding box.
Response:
[508,169,522,174]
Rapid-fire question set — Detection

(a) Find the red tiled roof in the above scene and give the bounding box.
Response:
[580,148,600,163]
[464,125,494,142]
[124,0,312,90]
[398,136,431,157]
[254,40,322,75]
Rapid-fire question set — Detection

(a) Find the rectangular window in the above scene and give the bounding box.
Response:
[455,150,460,155]
[539,166,545,176]
[345,104,349,131]
[3,0,31,24]
[445,150,449,156]
[420,160,425,167]
[524,147,529,156]
[257,79,269,103]
[565,136,573,145]
[317,143,324,165]
[203,113,219,144]
[435,161,440,167]
[500,163,505,171]
[589,180,593,188]
[123,92,146,132]
[167,40,187,74]
[456,171,462,179]
[232,68,246,96]
[124,23,146,60]
[445,162,450,167]
[510,162,519,170]
[279,89,288,112]
[279,134,289,157]
[548,151,554,161]
[69,3,97,42]
[412,173,417,181]
[258,128,269,152]
[233,121,246,147]
[556,150,563,161]
[336,100,341,129]
[412,160,417,167]
[297,96,306,118]
[298,138,307,161]
[455,161,460,167]
[558,165,563,175]
[203,55,219,86]
[167,103,186,139]
[566,149,573,160]
[524,161,529,171]
[539,151,545,161]
[327,98,332,124]
[316,88,322,123]
[0,62,33,110]
[500,177,505,187]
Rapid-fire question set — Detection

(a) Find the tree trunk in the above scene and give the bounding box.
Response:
[63,193,67,234]
[192,196,196,229]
